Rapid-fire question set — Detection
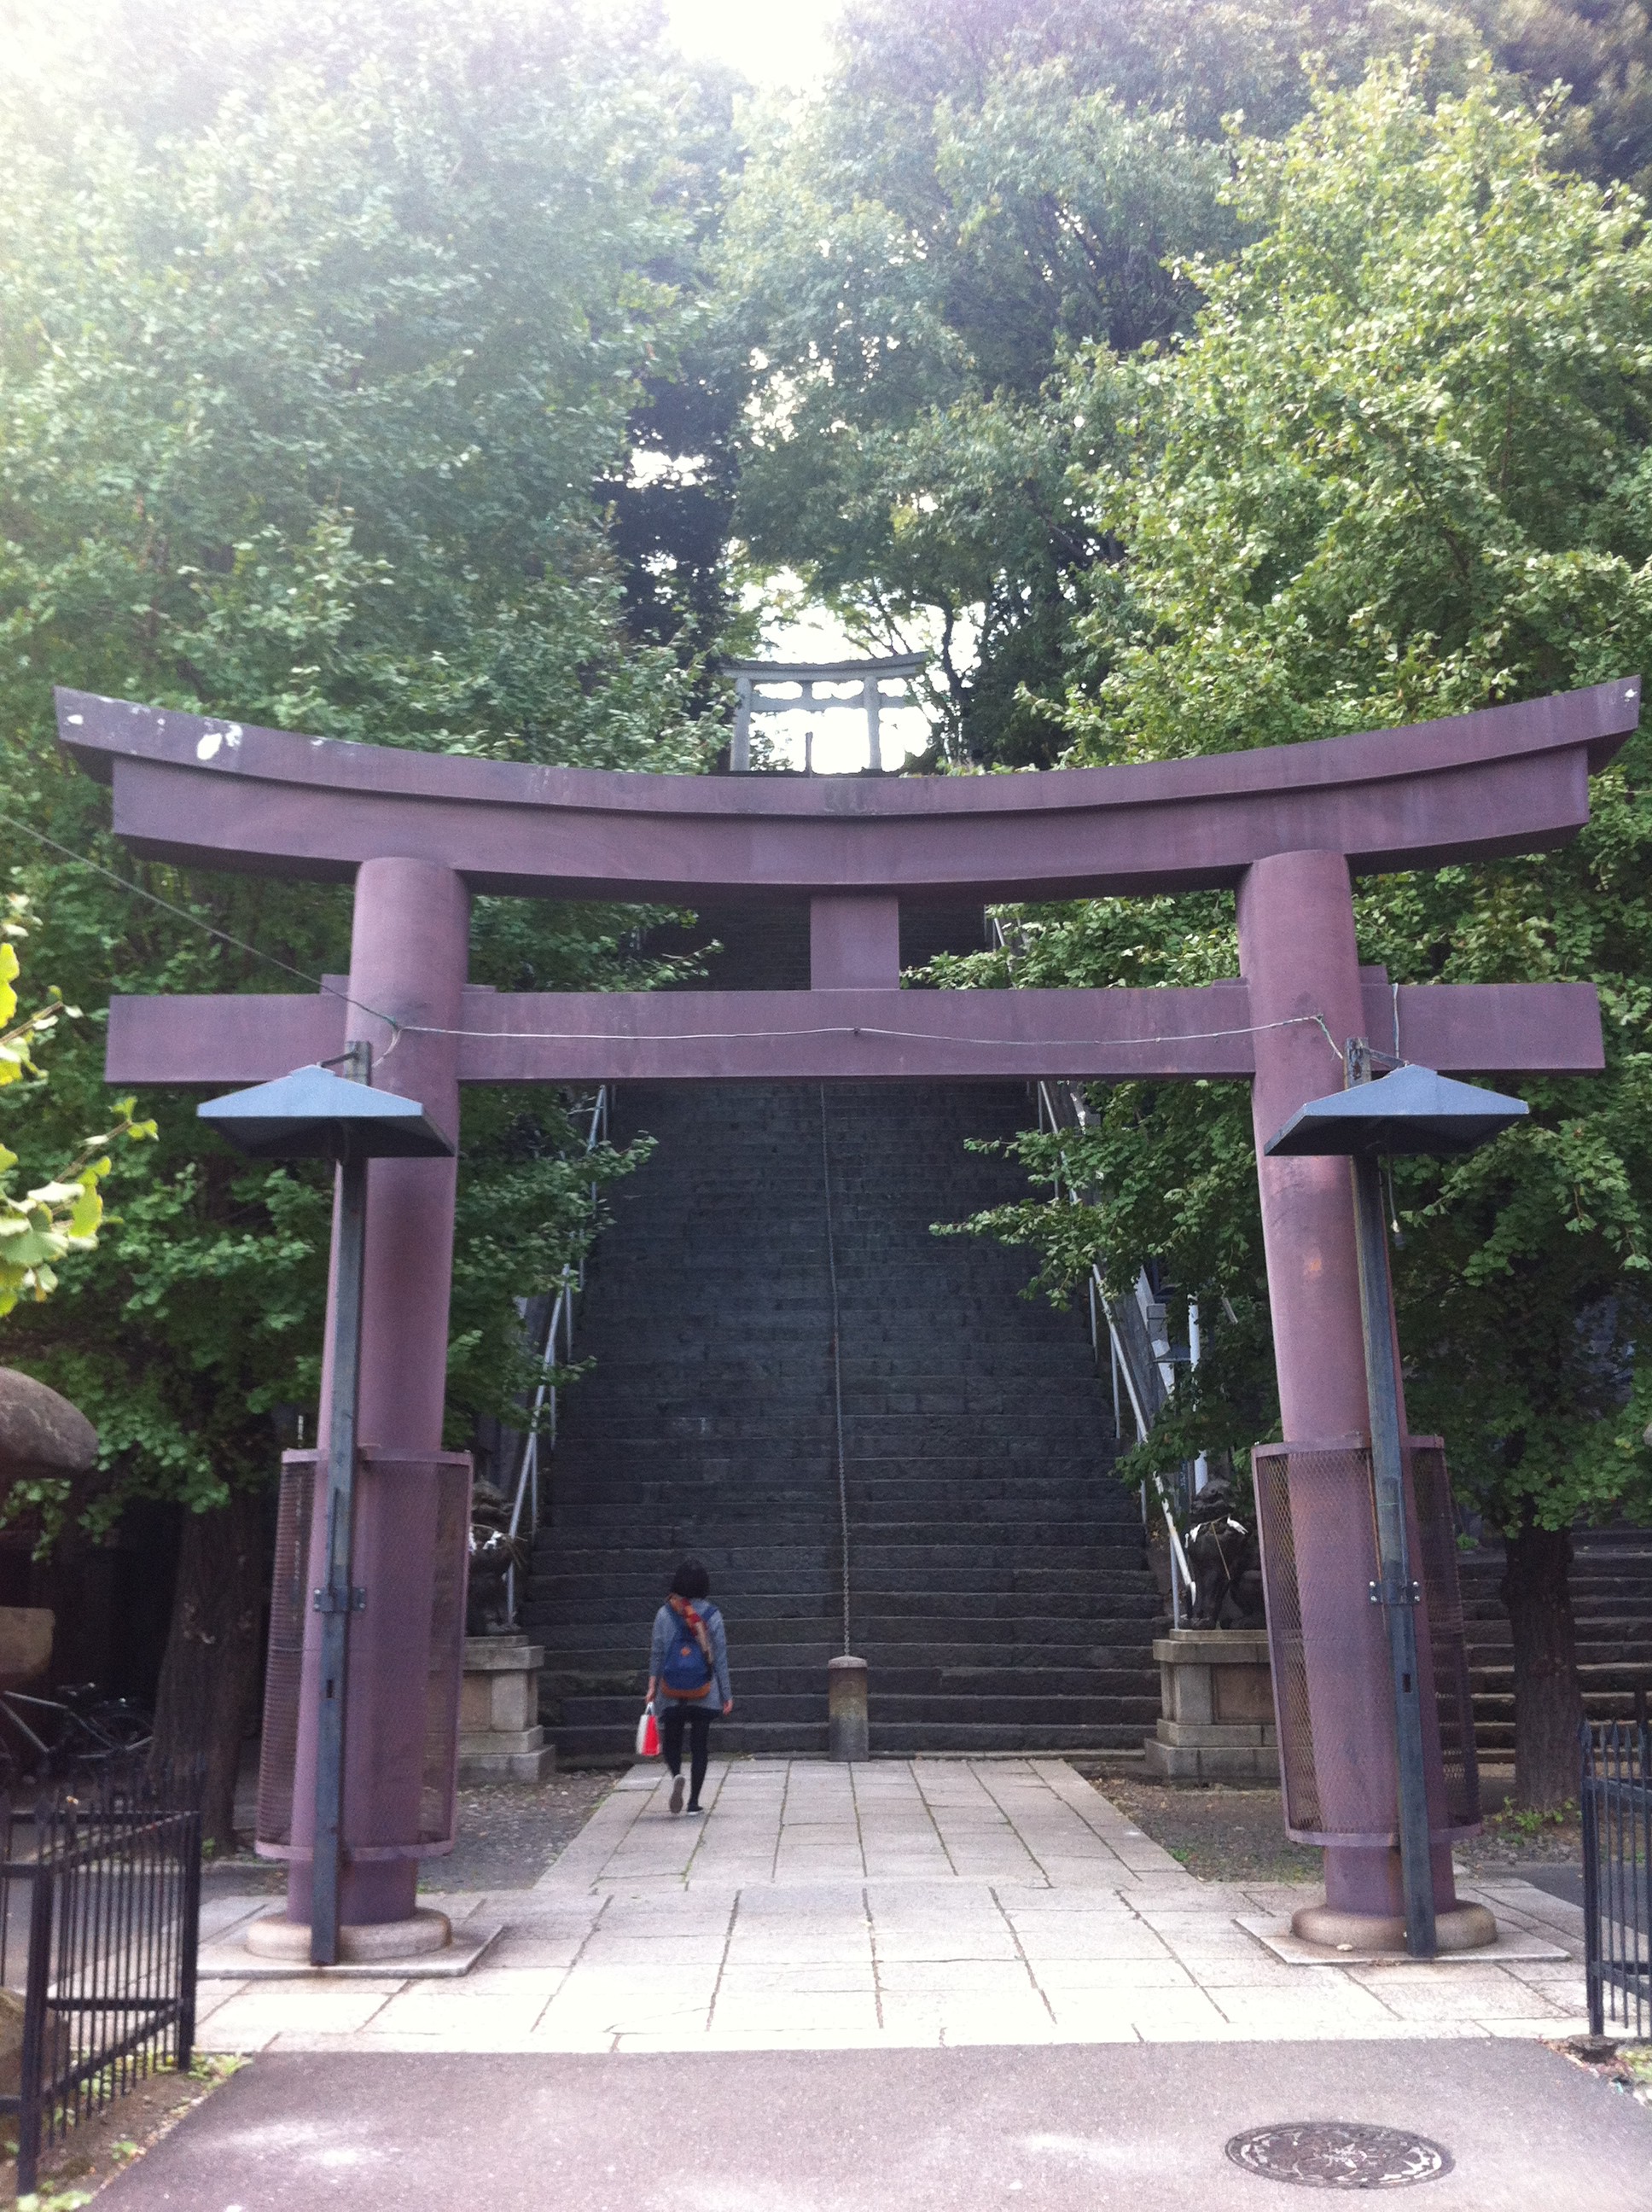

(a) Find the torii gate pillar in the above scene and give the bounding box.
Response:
[287,858,469,1929]
[1242,849,1468,1938]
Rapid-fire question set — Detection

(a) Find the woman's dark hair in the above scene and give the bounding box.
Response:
[670,1557,711,1600]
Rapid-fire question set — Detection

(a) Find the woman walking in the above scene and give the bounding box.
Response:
[648,1557,733,1816]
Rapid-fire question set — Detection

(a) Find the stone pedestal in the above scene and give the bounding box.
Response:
[458,1638,554,1783]
[247,1906,453,1963]
[1143,1629,1277,1782]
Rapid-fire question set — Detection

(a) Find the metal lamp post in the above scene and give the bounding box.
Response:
[197,1048,453,1965]
[1265,1054,1527,1957]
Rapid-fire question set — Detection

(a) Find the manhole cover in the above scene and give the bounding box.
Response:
[1225,2123,1453,2189]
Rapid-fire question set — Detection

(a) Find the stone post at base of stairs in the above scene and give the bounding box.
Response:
[828,1655,869,1761]
[459,1638,555,1783]
[1143,1628,1277,1782]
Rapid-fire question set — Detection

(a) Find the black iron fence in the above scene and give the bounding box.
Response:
[1583,1718,1650,2041]
[0,1761,202,2192]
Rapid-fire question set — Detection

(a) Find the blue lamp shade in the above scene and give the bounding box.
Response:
[197,1064,454,1162]
[1264,1062,1529,1159]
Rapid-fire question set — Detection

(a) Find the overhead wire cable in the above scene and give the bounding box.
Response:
[0,806,405,1044]
[383,1012,1348,1060]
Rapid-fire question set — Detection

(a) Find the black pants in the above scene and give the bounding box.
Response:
[659,1702,713,1803]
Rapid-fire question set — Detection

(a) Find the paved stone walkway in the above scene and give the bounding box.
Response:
[194,1760,1591,2053]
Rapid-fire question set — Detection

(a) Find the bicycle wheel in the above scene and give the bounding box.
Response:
[79,1700,154,1758]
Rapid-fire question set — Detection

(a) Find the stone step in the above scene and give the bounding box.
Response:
[1455,1537,1652,1750]
[529,1577,1160,1615]
[544,1661,1155,1700]
[552,1720,1149,1759]
[544,1480,1145,1513]
[542,1640,1156,1676]
[533,1610,1152,1647]
[544,1455,1140,1491]
[554,1692,1161,1731]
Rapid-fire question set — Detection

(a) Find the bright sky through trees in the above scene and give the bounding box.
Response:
[665,1,934,769]
[665,3,933,767]
[664,0,838,90]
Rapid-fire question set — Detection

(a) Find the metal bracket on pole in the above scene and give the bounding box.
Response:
[311,1038,370,1967]
[1346,1037,1438,1959]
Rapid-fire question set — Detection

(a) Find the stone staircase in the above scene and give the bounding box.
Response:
[1460,1528,1652,1759]
[525,912,1160,1761]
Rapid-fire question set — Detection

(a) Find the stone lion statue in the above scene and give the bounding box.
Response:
[466,1480,529,1637]
[1184,1476,1265,1629]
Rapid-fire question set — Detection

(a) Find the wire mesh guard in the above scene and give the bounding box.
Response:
[0,1760,203,2195]
[1253,1437,1480,1844]
[256,1449,470,1860]
[1409,1441,1481,1833]
[1583,1720,1651,2040]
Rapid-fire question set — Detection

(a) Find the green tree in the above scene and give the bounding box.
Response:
[1467,0,1652,194]
[721,40,1235,763]
[724,1,1648,771]
[0,0,736,1842]
[0,899,154,1317]
[720,0,1511,765]
[946,57,1652,1806]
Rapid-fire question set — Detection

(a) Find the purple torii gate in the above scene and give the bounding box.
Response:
[56,676,1639,1953]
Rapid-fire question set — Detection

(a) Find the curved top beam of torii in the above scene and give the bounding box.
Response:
[55,678,1640,905]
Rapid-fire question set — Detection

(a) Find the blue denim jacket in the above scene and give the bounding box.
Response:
[649,1600,731,1709]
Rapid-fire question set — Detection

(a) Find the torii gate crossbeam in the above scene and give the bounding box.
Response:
[55,677,1640,1958]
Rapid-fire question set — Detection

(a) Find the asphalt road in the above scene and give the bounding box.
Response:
[101,2039,1649,2211]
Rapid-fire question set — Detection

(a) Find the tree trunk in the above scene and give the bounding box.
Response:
[1500,1515,1585,1812]
[152,1487,265,1853]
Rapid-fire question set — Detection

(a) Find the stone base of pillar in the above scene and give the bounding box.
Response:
[458,1636,555,1783]
[829,1655,869,1761]
[245,1906,452,1963]
[1290,1901,1498,1954]
[1143,1629,1277,1782]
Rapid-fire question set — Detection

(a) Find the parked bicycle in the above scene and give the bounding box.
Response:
[0,1682,153,1786]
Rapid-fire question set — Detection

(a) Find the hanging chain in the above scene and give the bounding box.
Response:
[819,1085,852,1656]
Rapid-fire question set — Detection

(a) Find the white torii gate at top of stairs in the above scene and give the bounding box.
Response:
[725,654,927,772]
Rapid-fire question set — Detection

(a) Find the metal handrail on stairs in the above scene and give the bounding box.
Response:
[982,917,1198,1615]
[1031,1077,1198,1624]
[502,1084,610,1626]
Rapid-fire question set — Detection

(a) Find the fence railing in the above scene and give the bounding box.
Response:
[0,1760,202,2193]
[1584,1716,1651,2041]
[503,1084,610,1625]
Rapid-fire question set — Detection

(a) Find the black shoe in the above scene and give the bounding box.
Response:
[669,1776,684,1815]
[684,1802,702,1816]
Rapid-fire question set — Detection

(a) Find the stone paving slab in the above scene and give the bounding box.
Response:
[197,1897,504,1979]
[191,1759,1593,2053]
[1235,1914,1569,1968]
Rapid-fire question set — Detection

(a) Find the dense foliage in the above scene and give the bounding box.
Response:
[0,0,730,1537]
[725,0,1652,765]
[0,904,154,1321]
[952,60,1652,1522]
